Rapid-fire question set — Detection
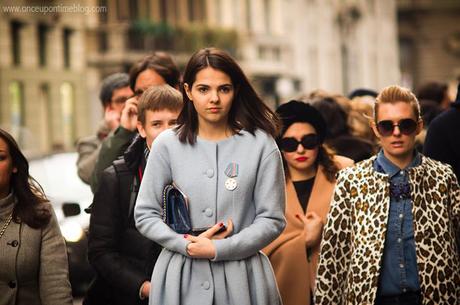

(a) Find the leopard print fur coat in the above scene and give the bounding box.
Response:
[315,155,460,305]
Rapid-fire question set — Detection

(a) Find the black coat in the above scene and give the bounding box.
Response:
[424,103,460,181]
[85,136,162,305]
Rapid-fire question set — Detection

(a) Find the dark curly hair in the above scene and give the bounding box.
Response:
[0,128,50,228]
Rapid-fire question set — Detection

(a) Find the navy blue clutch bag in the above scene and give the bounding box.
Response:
[162,183,192,234]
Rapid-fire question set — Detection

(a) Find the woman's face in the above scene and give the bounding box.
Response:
[281,122,319,175]
[0,137,16,197]
[185,67,234,129]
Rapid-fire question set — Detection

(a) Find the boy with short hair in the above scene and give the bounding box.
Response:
[84,84,183,305]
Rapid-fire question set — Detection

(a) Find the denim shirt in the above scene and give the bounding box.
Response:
[374,150,421,296]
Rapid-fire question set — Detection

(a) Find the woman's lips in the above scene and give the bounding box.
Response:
[295,157,308,162]
[208,107,221,113]
[391,141,404,147]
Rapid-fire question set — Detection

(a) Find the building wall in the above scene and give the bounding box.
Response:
[0,0,90,156]
[398,1,460,92]
[0,0,403,155]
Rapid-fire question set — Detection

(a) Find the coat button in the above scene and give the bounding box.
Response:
[7,240,19,247]
[201,281,210,290]
[204,208,213,217]
[206,169,214,178]
[8,281,16,288]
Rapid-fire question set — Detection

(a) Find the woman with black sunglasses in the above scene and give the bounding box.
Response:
[263,100,353,305]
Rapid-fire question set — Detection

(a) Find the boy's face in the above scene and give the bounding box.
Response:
[137,109,180,149]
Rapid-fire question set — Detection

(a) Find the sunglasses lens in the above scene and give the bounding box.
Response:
[301,134,319,149]
[377,120,394,136]
[399,119,417,135]
[280,138,298,152]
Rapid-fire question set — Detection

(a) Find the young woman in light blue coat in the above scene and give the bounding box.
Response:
[134,47,286,305]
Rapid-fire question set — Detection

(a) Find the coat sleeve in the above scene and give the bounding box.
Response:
[87,167,148,300]
[90,127,136,193]
[134,139,190,255]
[212,149,286,261]
[39,206,73,305]
[314,170,353,305]
[447,167,460,252]
[76,136,100,185]
[424,118,451,164]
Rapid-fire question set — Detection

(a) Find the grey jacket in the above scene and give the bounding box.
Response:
[76,120,110,185]
[135,129,286,305]
[90,126,136,193]
[0,194,73,305]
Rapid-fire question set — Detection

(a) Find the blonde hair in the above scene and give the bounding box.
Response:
[349,99,376,142]
[373,85,421,122]
[137,84,183,125]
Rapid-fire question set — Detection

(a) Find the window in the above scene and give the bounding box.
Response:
[264,0,271,34]
[99,0,108,23]
[116,0,130,20]
[9,81,24,133]
[39,84,52,149]
[38,24,48,67]
[99,31,108,52]
[245,0,252,31]
[187,0,205,23]
[160,0,168,22]
[129,0,139,19]
[60,82,75,148]
[10,21,22,66]
[63,28,72,68]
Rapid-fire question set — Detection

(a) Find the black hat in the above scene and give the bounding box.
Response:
[348,88,378,99]
[276,100,328,143]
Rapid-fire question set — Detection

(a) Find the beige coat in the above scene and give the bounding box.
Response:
[263,156,353,305]
[0,193,73,305]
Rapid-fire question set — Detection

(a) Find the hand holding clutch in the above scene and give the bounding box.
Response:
[162,183,192,234]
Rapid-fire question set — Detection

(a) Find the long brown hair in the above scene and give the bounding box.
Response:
[316,145,340,182]
[177,48,280,144]
[0,129,50,228]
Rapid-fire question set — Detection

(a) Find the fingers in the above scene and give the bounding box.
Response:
[199,222,225,239]
[305,211,321,220]
[226,219,234,233]
[295,213,308,224]
[212,219,234,240]
[184,234,199,243]
[125,96,138,106]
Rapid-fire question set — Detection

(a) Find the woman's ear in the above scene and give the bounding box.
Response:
[184,83,193,101]
[416,118,424,135]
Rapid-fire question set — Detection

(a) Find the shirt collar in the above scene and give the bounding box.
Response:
[374,149,421,178]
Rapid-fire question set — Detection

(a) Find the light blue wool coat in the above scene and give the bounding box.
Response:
[135,128,286,305]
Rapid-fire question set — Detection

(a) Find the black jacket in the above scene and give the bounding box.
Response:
[424,103,460,181]
[85,136,162,305]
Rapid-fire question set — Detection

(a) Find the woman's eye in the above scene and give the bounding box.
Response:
[198,87,208,93]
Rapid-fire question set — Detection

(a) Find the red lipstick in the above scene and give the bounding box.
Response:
[295,157,308,162]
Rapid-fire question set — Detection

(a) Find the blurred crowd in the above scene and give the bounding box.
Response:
[1,47,459,305]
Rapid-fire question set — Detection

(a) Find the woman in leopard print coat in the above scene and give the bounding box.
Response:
[315,151,460,305]
[315,85,460,305]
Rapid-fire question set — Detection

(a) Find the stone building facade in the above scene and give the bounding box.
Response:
[0,0,401,155]
[398,0,460,95]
